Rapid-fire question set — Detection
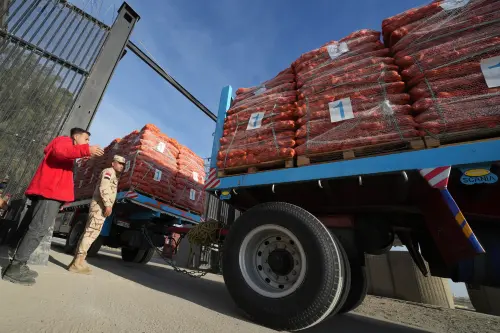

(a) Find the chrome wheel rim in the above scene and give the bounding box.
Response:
[239,224,307,298]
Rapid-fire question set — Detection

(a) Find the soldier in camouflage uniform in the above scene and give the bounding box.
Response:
[68,155,125,274]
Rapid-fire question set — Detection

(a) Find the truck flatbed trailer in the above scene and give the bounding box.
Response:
[53,190,201,264]
[196,85,500,331]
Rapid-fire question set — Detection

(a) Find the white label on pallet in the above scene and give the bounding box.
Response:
[328,97,354,123]
[440,0,470,10]
[124,160,131,172]
[381,100,394,116]
[193,171,199,182]
[327,42,349,60]
[247,112,265,130]
[254,87,267,96]
[481,55,500,88]
[156,141,166,153]
[154,169,162,181]
[189,189,196,201]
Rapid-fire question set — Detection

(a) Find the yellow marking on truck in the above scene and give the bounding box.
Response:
[464,169,490,177]
[455,211,466,225]
[463,224,473,238]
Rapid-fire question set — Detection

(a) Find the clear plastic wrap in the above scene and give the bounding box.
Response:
[119,152,177,203]
[293,30,419,157]
[74,124,207,214]
[387,0,500,138]
[218,67,297,169]
[175,144,206,213]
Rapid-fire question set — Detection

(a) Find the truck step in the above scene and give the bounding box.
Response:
[297,139,425,167]
[424,128,500,148]
[217,158,295,177]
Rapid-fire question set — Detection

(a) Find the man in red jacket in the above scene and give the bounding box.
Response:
[2,128,104,286]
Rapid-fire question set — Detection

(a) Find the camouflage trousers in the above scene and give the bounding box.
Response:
[76,199,106,256]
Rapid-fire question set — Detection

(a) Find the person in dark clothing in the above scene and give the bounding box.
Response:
[1,128,104,286]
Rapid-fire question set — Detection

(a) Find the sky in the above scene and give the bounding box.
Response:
[68,0,469,298]
[69,0,429,158]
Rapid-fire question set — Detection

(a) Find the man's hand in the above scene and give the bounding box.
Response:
[104,206,112,217]
[90,145,104,157]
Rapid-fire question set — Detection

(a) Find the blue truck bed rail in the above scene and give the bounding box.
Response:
[62,191,202,224]
[207,86,500,191]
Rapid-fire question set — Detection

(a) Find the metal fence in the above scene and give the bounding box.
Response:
[0,0,110,199]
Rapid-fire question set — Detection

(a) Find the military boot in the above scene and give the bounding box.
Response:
[1,262,36,286]
[67,255,91,275]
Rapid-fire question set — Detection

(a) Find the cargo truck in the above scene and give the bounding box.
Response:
[179,85,500,331]
[52,190,203,264]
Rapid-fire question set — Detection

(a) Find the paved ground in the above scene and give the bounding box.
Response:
[0,243,498,333]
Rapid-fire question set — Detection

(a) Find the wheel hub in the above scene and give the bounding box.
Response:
[268,249,294,276]
[239,224,307,298]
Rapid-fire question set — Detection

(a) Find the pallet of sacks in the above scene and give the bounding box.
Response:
[118,125,179,204]
[74,124,206,215]
[293,29,421,165]
[175,145,206,214]
[74,157,98,199]
[383,0,500,146]
[217,68,297,176]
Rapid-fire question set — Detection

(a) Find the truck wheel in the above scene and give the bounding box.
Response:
[223,202,349,331]
[339,264,367,314]
[138,248,155,264]
[121,247,145,262]
[64,220,85,254]
[87,236,104,257]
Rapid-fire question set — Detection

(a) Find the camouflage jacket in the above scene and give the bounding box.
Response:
[93,168,118,207]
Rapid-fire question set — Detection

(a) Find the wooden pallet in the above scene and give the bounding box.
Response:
[218,158,295,177]
[297,139,425,167]
[424,128,500,148]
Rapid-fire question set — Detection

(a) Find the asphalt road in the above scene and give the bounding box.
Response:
[0,243,431,333]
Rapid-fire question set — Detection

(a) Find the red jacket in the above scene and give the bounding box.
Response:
[25,136,90,202]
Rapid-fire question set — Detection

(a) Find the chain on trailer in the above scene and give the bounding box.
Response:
[141,221,223,278]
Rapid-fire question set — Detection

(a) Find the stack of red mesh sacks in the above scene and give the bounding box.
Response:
[74,157,97,199]
[293,29,420,157]
[174,145,206,214]
[217,68,297,170]
[74,138,123,200]
[117,124,179,203]
[384,0,500,137]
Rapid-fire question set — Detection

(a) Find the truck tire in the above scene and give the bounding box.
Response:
[138,248,155,264]
[121,247,145,262]
[222,202,349,331]
[339,264,367,313]
[87,236,104,257]
[64,219,85,254]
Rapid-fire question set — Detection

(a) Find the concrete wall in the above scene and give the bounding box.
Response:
[467,285,500,316]
[366,251,455,308]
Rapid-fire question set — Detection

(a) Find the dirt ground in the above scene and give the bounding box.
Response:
[0,243,499,333]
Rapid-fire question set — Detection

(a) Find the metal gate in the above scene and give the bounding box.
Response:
[0,0,137,201]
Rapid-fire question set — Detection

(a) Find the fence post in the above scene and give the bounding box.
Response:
[59,3,140,134]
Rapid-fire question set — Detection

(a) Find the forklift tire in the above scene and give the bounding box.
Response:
[339,264,368,314]
[64,220,85,254]
[87,236,104,257]
[222,202,349,331]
